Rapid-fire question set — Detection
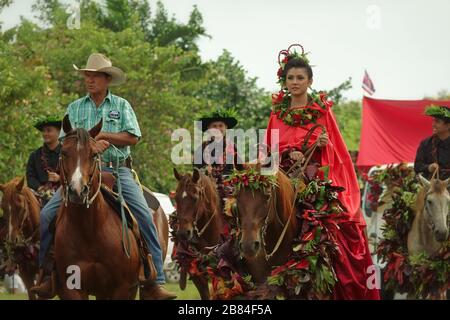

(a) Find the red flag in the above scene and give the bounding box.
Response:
[362,70,375,95]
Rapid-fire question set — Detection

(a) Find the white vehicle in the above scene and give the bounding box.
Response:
[152,192,180,283]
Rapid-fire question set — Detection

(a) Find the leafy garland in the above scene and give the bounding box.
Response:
[374,164,450,298]
[168,213,210,279]
[169,167,345,300]
[207,168,343,300]
[362,163,414,212]
[272,89,332,127]
[223,166,278,195]
[424,104,450,119]
[33,115,62,130]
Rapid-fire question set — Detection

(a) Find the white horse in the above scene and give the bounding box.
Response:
[407,175,449,256]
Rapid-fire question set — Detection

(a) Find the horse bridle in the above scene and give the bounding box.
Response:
[59,136,102,209]
[179,179,217,238]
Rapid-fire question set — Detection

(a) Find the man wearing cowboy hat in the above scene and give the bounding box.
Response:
[414,105,450,180]
[26,116,62,203]
[31,53,176,300]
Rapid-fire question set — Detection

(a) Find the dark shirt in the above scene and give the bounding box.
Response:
[193,139,243,177]
[414,135,450,180]
[26,144,61,191]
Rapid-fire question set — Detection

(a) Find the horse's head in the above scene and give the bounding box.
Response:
[236,186,270,259]
[0,177,30,243]
[173,168,207,241]
[60,115,102,206]
[418,175,450,243]
[235,170,294,260]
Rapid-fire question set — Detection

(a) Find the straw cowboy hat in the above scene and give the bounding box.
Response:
[73,53,126,86]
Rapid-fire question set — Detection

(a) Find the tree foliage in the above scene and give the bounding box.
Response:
[0,0,363,193]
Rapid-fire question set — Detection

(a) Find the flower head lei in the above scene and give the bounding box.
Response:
[272,44,332,127]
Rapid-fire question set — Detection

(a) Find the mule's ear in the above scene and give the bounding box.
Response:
[62,114,72,134]
[192,168,200,183]
[417,174,431,189]
[89,119,103,139]
[16,177,25,192]
[174,168,182,181]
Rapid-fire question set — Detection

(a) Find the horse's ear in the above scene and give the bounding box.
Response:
[443,177,450,188]
[62,114,72,134]
[174,168,182,181]
[89,119,103,138]
[417,174,431,189]
[16,177,25,192]
[192,168,200,183]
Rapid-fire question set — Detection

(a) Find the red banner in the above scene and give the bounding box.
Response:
[356,96,450,169]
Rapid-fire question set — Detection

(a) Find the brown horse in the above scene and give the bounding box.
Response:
[235,169,298,284]
[408,175,449,257]
[173,167,224,300]
[0,177,40,300]
[54,117,141,299]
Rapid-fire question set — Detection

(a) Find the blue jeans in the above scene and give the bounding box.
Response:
[39,167,165,284]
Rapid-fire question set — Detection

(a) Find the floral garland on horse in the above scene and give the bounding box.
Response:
[169,166,345,300]
[365,163,449,298]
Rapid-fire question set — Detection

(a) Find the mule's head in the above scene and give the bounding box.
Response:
[173,168,203,241]
[0,177,29,243]
[418,175,450,242]
[60,115,102,205]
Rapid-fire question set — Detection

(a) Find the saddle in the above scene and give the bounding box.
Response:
[100,171,159,282]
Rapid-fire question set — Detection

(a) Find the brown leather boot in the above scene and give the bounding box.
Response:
[139,282,177,300]
[30,269,56,299]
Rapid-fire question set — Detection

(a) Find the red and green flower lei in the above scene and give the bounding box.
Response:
[272,89,332,127]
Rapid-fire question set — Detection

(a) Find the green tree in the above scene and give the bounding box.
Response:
[199,50,271,130]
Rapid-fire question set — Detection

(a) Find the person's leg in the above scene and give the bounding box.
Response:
[39,188,62,267]
[117,167,165,284]
[31,188,62,298]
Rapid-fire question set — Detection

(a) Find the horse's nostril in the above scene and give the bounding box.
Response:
[254,241,260,252]
[239,241,243,252]
[81,185,89,196]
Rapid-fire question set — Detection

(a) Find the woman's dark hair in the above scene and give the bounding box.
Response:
[282,58,313,80]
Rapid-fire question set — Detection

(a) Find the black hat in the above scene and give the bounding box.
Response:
[33,116,62,131]
[424,105,450,122]
[197,108,238,132]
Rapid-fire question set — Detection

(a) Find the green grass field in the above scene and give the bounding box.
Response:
[0,281,201,300]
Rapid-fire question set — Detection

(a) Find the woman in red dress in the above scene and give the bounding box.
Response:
[265,44,380,299]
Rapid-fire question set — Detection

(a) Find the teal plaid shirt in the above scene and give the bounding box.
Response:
[60,91,141,163]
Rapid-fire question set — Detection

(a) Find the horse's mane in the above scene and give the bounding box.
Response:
[414,186,426,216]
[414,179,449,215]
[275,170,295,221]
[2,177,41,220]
[200,173,220,210]
[65,128,91,146]
[176,171,220,212]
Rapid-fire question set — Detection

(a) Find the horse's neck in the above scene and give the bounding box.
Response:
[411,200,440,255]
[197,177,223,244]
[196,200,223,245]
[23,188,41,238]
[63,185,108,235]
[264,192,297,260]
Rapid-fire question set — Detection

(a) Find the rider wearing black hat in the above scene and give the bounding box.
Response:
[26,116,62,202]
[414,105,450,180]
